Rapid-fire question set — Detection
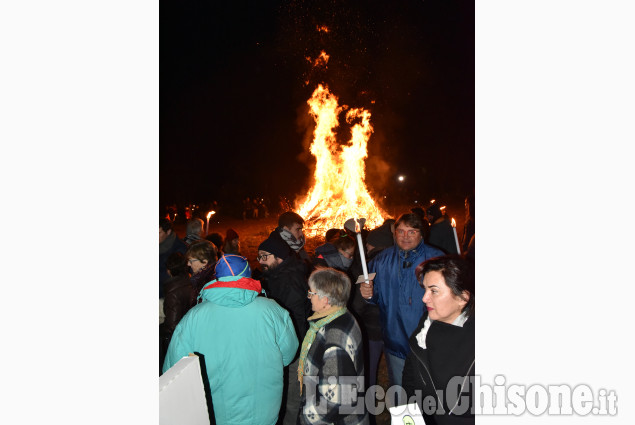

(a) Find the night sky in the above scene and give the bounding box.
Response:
[160,0,474,207]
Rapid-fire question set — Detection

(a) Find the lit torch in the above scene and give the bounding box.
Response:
[344,217,376,299]
[451,218,461,254]
[206,211,215,236]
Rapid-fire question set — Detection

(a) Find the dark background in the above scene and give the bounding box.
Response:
[160,0,474,211]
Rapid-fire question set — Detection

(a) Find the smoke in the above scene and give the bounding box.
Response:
[294,101,316,203]
[364,127,393,196]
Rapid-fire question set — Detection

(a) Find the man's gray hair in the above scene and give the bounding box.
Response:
[186,218,204,236]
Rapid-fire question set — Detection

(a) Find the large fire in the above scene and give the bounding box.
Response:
[297,84,388,236]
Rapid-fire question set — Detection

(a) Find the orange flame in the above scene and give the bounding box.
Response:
[451,218,457,228]
[307,50,330,68]
[297,84,388,236]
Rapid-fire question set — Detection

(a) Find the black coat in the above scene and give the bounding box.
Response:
[402,313,475,425]
[259,254,312,350]
[427,218,459,255]
[348,248,383,341]
[162,275,195,336]
[159,233,187,297]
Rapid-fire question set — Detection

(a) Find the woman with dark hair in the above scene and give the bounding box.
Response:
[186,240,217,305]
[402,255,475,424]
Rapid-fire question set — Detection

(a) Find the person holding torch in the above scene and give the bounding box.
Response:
[359,213,444,391]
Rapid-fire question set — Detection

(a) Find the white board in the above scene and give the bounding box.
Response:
[388,402,425,425]
[159,355,210,425]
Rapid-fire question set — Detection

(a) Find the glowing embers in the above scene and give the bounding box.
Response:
[306,50,330,68]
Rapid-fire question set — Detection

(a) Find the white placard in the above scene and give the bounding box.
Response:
[388,402,425,425]
[355,272,376,284]
[159,355,210,425]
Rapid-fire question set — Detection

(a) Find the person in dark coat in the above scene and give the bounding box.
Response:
[159,252,193,373]
[223,228,240,255]
[402,255,475,425]
[258,236,312,425]
[206,232,224,260]
[426,202,459,255]
[159,217,187,298]
[183,218,206,246]
[461,194,475,254]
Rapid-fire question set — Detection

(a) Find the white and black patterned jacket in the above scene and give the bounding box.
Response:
[300,310,369,425]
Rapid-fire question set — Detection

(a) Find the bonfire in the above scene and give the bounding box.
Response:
[296,79,388,237]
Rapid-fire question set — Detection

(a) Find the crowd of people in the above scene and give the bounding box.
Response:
[159,195,476,425]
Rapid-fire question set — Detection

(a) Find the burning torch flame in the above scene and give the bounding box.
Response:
[207,211,214,220]
[451,218,456,228]
[297,84,387,236]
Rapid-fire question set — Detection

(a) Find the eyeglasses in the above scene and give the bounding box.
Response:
[187,258,200,265]
[307,290,319,299]
[257,253,272,261]
[396,229,420,237]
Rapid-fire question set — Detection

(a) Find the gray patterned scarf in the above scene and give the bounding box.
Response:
[279,228,306,252]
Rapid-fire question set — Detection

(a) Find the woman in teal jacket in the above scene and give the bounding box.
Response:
[163,254,299,425]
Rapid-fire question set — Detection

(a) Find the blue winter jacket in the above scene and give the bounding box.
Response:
[367,240,444,359]
[163,276,299,425]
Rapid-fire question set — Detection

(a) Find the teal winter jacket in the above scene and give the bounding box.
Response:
[163,275,299,425]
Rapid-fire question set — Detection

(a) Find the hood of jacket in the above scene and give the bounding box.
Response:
[314,242,348,270]
[314,242,338,257]
[200,275,262,307]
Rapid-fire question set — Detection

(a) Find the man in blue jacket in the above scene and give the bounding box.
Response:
[360,213,444,390]
[163,254,299,425]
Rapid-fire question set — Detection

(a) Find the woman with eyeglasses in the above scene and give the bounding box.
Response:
[298,267,369,425]
[186,240,218,306]
[402,255,475,424]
